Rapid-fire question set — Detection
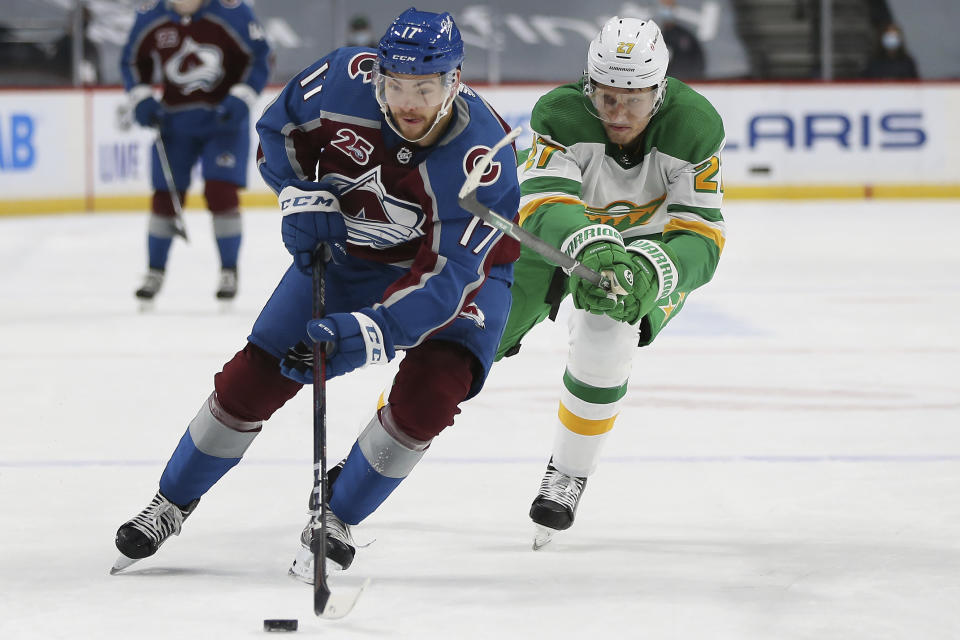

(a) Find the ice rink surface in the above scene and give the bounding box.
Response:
[1,200,958,639]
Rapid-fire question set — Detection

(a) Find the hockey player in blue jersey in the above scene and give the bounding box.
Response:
[121,0,271,304]
[112,8,521,577]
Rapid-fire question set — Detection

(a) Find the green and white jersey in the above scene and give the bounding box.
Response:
[518,77,726,293]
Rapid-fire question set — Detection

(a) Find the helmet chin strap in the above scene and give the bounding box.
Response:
[380,83,459,144]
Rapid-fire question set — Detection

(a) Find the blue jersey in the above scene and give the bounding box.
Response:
[256,47,521,350]
[120,0,270,116]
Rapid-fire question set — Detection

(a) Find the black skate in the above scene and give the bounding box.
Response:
[215,267,238,301]
[135,268,165,309]
[289,463,356,582]
[529,459,587,550]
[111,491,199,574]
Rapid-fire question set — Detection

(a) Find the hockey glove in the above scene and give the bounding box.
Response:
[608,252,658,324]
[215,94,249,130]
[568,241,635,316]
[279,180,348,274]
[622,238,682,322]
[307,310,395,379]
[133,96,164,128]
[279,340,315,384]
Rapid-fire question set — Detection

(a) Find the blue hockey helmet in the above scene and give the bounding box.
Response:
[377,8,464,76]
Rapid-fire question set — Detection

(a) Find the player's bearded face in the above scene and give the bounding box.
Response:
[588,82,657,145]
[378,71,457,141]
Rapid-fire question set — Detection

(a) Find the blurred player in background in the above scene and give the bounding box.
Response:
[111,8,521,578]
[496,17,727,549]
[120,0,271,305]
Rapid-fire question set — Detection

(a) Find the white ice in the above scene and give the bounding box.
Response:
[1,200,959,639]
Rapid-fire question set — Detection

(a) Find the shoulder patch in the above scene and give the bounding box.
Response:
[463,146,501,186]
[348,52,377,83]
[138,0,160,13]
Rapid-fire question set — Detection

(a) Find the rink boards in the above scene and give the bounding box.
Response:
[1,82,959,215]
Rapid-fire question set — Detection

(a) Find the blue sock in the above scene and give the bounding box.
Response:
[216,234,241,270]
[159,429,241,506]
[329,442,405,525]
[148,234,173,271]
[157,397,261,506]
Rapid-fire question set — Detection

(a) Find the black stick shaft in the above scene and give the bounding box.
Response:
[311,246,331,615]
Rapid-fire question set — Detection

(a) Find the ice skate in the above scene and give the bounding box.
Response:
[215,267,238,304]
[529,459,587,550]
[135,268,165,310]
[289,508,357,582]
[111,491,199,574]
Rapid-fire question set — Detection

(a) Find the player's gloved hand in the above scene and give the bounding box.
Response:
[279,180,348,274]
[568,241,635,316]
[215,94,249,129]
[607,252,658,324]
[280,309,395,382]
[133,96,164,128]
[620,238,681,323]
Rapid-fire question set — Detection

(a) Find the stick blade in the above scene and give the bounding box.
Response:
[315,577,370,619]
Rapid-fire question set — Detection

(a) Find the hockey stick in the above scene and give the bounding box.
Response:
[309,245,368,619]
[457,127,618,293]
[153,129,189,242]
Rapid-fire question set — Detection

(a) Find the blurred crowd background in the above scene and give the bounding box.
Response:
[1,0,954,88]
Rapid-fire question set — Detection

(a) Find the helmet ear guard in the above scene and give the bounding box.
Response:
[584,17,669,116]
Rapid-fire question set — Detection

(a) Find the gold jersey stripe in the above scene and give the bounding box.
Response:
[518,195,585,226]
[663,218,726,253]
[558,403,618,436]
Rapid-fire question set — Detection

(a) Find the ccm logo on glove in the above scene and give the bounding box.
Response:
[280,193,337,212]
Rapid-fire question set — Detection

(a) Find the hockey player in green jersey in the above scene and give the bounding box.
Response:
[495,16,727,549]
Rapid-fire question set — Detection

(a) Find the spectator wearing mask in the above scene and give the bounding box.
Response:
[656,0,705,81]
[863,22,918,79]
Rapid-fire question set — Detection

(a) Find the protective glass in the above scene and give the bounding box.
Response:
[374,70,457,110]
[584,81,657,123]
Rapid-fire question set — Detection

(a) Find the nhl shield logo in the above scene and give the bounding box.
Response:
[396,147,414,164]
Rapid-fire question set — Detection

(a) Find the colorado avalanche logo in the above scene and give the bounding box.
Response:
[348,52,378,83]
[323,166,426,249]
[463,146,501,186]
[458,303,486,329]
[163,37,224,94]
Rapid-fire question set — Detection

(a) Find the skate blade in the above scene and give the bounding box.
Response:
[318,577,371,619]
[110,555,140,575]
[217,299,235,313]
[288,546,348,586]
[137,299,155,313]
[532,524,557,551]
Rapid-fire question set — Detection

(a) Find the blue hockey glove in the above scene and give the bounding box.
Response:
[215,94,249,130]
[133,96,164,128]
[279,180,348,273]
[280,310,396,382]
[307,310,395,379]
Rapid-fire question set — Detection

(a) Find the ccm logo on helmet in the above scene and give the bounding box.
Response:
[463,146,501,185]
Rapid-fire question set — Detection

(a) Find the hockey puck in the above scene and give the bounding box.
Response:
[263,619,298,632]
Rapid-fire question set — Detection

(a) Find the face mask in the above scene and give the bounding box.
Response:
[347,30,374,46]
[882,31,901,51]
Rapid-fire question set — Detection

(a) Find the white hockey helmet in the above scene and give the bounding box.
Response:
[585,17,669,115]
